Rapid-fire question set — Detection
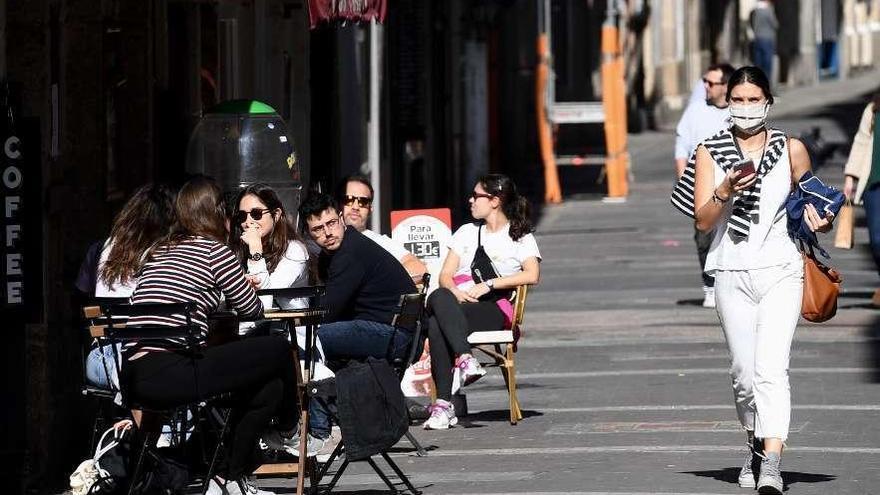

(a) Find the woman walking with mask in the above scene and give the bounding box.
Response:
[692,67,832,494]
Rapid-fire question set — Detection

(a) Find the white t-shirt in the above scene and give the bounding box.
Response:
[95,239,137,298]
[362,228,410,262]
[246,240,310,310]
[448,222,541,279]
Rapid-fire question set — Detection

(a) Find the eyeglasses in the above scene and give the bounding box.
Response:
[343,195,373,208]
[235,208,272,224]
[702,78,724,88]
[470,192,494,201]
[309,216,342,237]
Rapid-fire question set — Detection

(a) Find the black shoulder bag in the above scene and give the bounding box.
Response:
[470,223,506,302]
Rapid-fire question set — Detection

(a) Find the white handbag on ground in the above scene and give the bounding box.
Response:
[69,420,133,495]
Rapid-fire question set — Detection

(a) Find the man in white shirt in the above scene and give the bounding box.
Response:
[337,175,428,279]
[674,63,735,308]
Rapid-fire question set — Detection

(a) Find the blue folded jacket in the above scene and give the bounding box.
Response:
[785,171,845,258]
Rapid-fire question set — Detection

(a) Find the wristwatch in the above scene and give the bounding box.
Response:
[250,252,263,262]
[485,278,495,289]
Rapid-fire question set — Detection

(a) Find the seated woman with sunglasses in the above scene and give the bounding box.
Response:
[230,184,310,335]
[423,174,541,430]
[126,176,296,495]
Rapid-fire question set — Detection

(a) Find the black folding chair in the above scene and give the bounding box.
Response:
[314,275,430,494]
[99,302,231,495]
[80,297,129,449]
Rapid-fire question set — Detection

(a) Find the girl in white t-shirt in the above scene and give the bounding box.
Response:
[86,183,177,390]
[423,174,541,430]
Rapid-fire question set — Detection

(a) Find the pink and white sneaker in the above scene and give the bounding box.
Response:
[422,399,458,430]
[455,354,486,389]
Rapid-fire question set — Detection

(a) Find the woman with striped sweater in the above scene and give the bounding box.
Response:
[693,67,832,494]
[125,176,294,495]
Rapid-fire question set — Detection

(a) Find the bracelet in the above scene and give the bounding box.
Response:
[712,191,729,204]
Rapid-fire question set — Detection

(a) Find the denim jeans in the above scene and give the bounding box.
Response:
[318,319,411,362]
[862,184,880,276]
[752,38,775,80]
[85,343,121,390]
[309,319,411,438]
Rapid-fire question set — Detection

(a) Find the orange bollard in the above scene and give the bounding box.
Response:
[601,24,629,198]
[536,34,562,204]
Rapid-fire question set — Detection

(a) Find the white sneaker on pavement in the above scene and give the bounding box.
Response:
[207,477,276,495]
[422,399,458,430]
[260,428,324,457]
[315,426,342,463]
[702,286,716,308]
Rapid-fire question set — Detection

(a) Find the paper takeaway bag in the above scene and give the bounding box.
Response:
[834,201,853,249]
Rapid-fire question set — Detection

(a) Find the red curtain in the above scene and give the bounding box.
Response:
[307,0,388,29]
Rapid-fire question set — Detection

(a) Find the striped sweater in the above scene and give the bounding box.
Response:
[128,236,263,347]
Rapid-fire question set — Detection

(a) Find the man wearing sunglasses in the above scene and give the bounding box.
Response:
[337,175,427,281]
[674,62,736,309]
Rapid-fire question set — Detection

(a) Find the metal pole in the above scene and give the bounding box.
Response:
[368,20,383,232]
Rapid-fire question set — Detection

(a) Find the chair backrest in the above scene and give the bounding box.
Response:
[101,302,200,343]
[510,285,529,331]
[80,297,132,395]
[390,274,430,373]
[256,285,326,310]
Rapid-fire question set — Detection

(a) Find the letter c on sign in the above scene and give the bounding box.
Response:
[4,137,21,159]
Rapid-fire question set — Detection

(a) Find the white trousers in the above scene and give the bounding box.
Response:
[714,261,803,441]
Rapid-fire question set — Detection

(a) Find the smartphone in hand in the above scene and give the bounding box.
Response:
[732,159,756,177]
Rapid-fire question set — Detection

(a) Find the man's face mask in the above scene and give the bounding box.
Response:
[729,103,769,135]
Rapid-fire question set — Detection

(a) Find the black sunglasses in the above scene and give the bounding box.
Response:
[470,192,494,200]
[343,195,373,208]
[702,78,724,88]
[235,208,272,224]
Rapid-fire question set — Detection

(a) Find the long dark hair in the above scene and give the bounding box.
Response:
[168,175,227,244]
[726,66,774,104]
[477,174,533,241]
[229,183,299,273]
[100,183,176,288]
[872,89,880,115]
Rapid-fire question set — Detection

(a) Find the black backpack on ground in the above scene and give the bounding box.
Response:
[334,357,408,461]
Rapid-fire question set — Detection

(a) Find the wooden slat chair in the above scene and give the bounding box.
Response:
[466,284,529,425]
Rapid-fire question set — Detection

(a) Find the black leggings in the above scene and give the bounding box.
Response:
[123,336,298,478]
[426,288,505,401]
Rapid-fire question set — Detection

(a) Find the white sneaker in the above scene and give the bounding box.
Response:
[208,477,276,495]
[422,399,458,430]
[260,429,324,457]
[455,354,486,389]
[315,426,342,463]
[702,286,716,308]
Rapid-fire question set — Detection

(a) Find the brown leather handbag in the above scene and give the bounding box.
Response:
[801,248,842,323]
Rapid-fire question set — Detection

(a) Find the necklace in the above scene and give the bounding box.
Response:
[738,133,767,153]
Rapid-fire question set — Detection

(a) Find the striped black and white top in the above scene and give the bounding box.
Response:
[128,236,263,348]
[670,127,787,239]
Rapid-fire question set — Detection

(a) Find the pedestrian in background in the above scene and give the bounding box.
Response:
[693,66,832,494]
[843,90,880,304]
[750,0,778,80]
[675,63,735,308]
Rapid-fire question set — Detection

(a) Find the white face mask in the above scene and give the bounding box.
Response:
[729,103,769,134]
